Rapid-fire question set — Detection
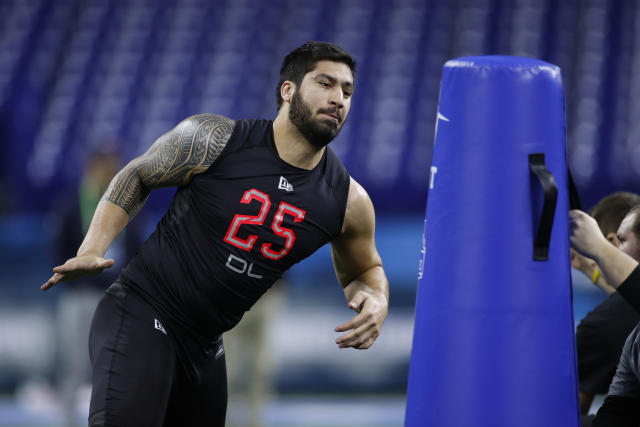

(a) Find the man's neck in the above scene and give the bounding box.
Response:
[273,114,325,170]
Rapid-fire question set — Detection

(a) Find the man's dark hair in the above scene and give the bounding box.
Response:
[590,192,640,236]
[276,41,356,110]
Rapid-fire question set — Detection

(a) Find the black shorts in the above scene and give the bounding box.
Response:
[576,292,640,395]
[88,282,227,427]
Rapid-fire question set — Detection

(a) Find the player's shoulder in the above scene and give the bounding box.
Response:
[340,177,375,235]
[347,177,370,207]
[178,113,236,133]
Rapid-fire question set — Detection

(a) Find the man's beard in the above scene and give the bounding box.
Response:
[289,90,343,148]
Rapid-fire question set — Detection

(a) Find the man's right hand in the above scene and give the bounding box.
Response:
[570,209,610,261]
[41,256,114,290]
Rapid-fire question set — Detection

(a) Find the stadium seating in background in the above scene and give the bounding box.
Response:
[3,0,640,214]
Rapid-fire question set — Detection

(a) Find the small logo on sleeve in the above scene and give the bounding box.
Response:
[154,318,167,335]
[215,344,225,359]
[278,176,293,192]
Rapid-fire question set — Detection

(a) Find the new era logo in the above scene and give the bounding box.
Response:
[154,318,167,335]
[215,345,225,359]
[278,176,293,192]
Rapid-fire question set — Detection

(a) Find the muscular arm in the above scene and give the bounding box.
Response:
[331,178,389,349]
[42,114,234,290]
[105,114,234,218]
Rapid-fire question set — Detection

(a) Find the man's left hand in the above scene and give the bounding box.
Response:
[334,290,388,350]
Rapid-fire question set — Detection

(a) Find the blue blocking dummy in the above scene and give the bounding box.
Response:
[405,57,578,427]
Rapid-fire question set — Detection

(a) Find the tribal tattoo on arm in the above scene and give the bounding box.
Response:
[103,114,235,219]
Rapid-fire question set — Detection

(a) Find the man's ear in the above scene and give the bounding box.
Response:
[281,81,295,103]
[606,232,620,247]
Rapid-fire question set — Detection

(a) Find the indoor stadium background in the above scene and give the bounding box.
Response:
[0,0,637,426]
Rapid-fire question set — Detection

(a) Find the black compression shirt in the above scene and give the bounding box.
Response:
[119,119,350,341]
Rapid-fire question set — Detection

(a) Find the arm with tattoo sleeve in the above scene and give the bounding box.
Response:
[41,114,234,290]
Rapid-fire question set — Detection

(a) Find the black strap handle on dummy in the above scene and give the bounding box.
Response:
[529,153,558,261]
[567,168,582,211]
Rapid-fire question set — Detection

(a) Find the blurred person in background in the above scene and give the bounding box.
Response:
[225,279,286,427]
[41,41,389,427]
[571,206,640,426]
[50,145,144,426]
[572,192,640,417]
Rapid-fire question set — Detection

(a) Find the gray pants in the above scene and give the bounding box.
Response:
[57,287,103,427]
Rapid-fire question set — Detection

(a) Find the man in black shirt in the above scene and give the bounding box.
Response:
[42,41,389,427]
[571,207,640,426]
[572,193,640,415]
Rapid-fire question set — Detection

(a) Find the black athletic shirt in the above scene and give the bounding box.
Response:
[119,119,350,342]
[592,266,640,426]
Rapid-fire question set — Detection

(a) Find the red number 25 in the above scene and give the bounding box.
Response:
[223,189,306,260]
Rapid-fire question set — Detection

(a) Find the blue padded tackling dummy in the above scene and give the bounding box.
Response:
[405,56,578,427]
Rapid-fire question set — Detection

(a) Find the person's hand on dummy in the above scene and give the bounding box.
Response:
[570,210,610,260]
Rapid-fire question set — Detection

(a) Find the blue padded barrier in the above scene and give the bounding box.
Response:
[405,56,578,427]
